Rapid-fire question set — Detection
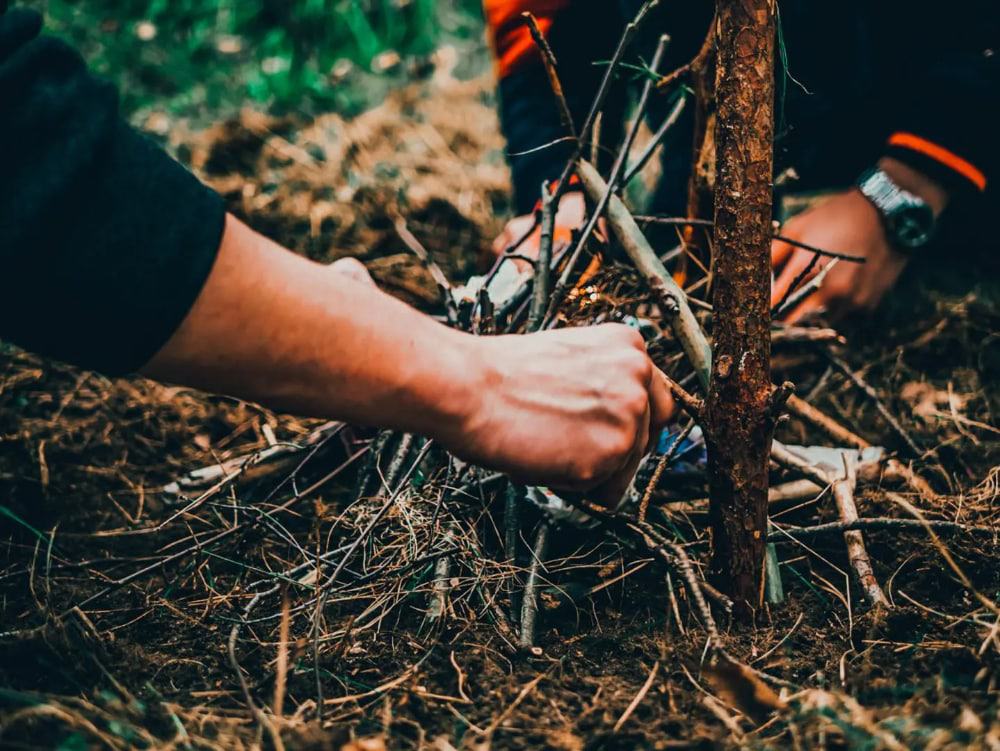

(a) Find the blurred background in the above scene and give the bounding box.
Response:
[21,0,488,122]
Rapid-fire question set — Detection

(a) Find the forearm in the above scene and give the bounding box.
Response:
[142,215,476,441]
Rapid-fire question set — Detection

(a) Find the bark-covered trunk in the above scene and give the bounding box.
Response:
[705,0,775,621]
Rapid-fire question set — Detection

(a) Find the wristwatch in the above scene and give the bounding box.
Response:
[856,167,936,251]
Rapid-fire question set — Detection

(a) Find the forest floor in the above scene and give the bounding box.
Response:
[2,55,1000,751]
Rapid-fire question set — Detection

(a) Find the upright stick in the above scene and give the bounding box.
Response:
[704,0,775,621]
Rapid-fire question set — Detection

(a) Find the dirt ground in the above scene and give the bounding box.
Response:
[2,57,1000,750]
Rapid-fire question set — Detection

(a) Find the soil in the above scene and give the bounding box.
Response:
[2,60,999,751]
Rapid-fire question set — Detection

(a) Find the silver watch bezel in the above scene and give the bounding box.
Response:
[856,167,935,250]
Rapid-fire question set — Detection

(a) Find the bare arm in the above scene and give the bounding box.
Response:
[144,214,674,499]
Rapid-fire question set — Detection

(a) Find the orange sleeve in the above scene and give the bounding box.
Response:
[887,132,987,192]
[483,0,572,78]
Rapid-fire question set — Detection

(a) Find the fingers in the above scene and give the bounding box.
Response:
[784,291,826,324]
[592,357,671,507]
[648,367,677,438]
[491,226,512,256]
[594,403,650,507]
[771,237,794,270]
[771,248,827,310]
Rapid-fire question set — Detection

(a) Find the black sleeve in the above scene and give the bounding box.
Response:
[0,8,225,374]
[498,66,580,215]
[494,2,628,214]
[882,49,1000,198]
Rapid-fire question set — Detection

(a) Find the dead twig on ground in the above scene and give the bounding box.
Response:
[832,456,889,608]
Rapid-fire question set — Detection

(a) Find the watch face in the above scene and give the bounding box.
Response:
[891,204,934,249]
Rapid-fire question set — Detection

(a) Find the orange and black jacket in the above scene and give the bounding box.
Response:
[485,0,999,222]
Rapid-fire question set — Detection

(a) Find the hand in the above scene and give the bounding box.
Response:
[492,191,587,268]
[771,158,948,323]
[446,324,676,504]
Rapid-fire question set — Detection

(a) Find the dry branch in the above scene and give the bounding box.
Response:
[771,442,889,608]
[832,458,889,608]
[521,12,576,139]
[519,522,550,649]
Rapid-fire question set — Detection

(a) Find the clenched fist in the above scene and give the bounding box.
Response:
[441,324,676,504]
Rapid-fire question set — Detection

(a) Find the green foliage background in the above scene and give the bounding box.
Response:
[20,0,486,121]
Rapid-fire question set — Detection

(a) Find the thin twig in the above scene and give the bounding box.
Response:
[527,182,555,332]
[639,420,696,522]
[622,94,688,185]
[771,517,997,540]
[556,34,671,299]
[832,456,889,608]
[521,13,576,139]
[519,522,550,649]
[823,348,923,458]
[772,259,839,318]
[394,216,458,325]
[771,253,820,317]
[636,216,867,262]
[614,661,660,731]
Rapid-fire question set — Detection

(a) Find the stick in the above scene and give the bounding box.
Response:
[614,661,660,731]
[546,0,660,212]
[772,258,839,319]
[382,433,415,492]
[771,252,820,317]
[519,522,550,649]
[770,327,845,346]
[786,394,870,450]
[394,216,458,325]
[505,482,523,620]
[521,13,576,139]
[427,536,453,622]
[273,590,290,719]
[527,182,555,332]
[557,35,672,298]
[539,22,668,326]
[771,442,888,609]
[576,159,712,389]
[771,517,996,540]
[582,499,726,642]
[662,373,705,418]
[639,420,696,522]
[832,457,889,608]
[785,394,935,498]
[161,421,344,497]
[769,440,833,489]
[622,94,688,185]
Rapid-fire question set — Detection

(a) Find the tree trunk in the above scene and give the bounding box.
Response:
[705,0,775,621]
